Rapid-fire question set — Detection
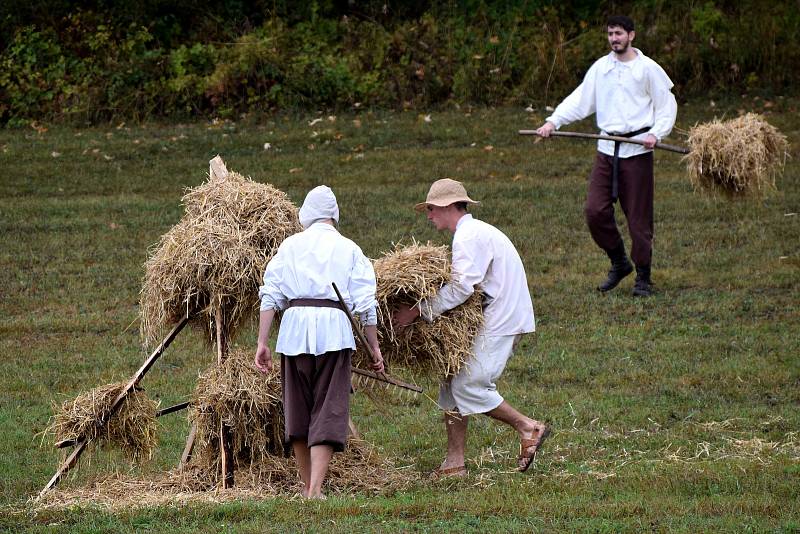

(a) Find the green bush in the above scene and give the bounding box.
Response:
[1,1,799,124]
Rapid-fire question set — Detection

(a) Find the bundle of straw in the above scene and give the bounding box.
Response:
[189,347,284,472]
[357,241,484,378]
[685,113,789,197]
[45,382,158,462]
[140,168,301,348]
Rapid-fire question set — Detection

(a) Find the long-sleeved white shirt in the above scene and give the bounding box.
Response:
[259,222,377,356]
[545,48,677,158]
[420,214,535,336]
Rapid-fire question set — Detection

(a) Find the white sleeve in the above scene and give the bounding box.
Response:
[647,62,678,141]
[259,245,289,311]
[420,237,489,321]
[546,62,599,129]
[348,249,378,326]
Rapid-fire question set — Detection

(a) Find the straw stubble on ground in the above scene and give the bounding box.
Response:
[1,102,799,531]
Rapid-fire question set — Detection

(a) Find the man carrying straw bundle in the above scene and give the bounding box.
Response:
[393,179,548,475]
[535,15,678,297]
[254,185,384,499]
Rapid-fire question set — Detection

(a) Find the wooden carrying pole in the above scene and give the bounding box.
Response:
[518,129,689,154]
[39,315,190,498]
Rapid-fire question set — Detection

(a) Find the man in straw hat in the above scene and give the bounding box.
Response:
[535,15,677,297]
[255,185,385,499]
[393,178,549,475]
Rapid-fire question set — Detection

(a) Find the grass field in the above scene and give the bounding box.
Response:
[1,99,799,532]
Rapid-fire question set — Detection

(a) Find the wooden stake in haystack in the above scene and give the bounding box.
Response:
[355,241,484,379]
[519,113,788,197]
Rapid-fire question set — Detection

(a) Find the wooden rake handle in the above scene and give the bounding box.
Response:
[518,129,690,154]
[351,366,423,393]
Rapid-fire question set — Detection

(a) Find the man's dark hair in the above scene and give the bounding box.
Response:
[454,201,469,212]
[607,15,634,32]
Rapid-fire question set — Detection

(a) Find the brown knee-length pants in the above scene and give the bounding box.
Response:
[584,151,654,267]
[281,349,352,452]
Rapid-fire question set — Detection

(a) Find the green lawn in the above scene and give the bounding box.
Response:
[1,100,798,532]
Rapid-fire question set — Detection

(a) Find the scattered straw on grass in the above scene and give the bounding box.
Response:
[44,382,158,462]
[190,347,284,472]
[685,113,789,197]
[356,241,484,378]
[140,169,301,348]
[34,438,414,511]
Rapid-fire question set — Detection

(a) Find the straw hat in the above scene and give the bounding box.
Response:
[414,178,480,211]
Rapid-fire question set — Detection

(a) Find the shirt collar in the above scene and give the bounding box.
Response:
[456,213,473,230]
[602,48,642,73]
[305,221,339,233]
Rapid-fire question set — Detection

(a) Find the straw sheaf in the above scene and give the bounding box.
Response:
[356,241,484,378]
[685,113,789,197]
[45,382,158,462]
[189,347,285,471]
[140,170,301,348]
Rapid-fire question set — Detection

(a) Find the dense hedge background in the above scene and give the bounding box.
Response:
[1,1,798,124]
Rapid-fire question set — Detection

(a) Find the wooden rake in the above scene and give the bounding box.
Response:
[331,282,423,398]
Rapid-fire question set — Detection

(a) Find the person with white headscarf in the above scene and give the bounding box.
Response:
[255,185,384,499]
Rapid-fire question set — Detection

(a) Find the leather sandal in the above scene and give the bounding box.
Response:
[430,465,467,479]
[518,426,551,473]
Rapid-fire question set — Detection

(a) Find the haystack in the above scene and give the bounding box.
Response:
[189,347,284,472]
[140,165,301,348]
[685,113,789,197]
[177,347,414,493]
[356,242,484,378]
[45,382,158,462]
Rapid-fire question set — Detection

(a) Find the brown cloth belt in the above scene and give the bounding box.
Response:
[607,126,651,202]
[288,298,343,310]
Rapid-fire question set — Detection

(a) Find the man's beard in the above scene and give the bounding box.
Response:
[611,40,630,54]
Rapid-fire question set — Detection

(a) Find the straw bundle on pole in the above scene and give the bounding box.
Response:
[140,160,301,349]
[356,241,484,378]
[684,113,789,197]
[45,382,158,462]
[189,347,285,474]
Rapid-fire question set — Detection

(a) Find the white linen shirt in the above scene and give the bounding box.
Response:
[259,222,377,356]
[545,48,677,159]
[420,214,535,336]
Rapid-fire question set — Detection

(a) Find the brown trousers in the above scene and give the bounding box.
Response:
[585,151,654,267]
[281,349,352,452]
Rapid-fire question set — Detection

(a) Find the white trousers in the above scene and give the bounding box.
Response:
[438,334,520,416]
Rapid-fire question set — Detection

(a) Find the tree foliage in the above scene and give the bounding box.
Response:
[1,1,798,124]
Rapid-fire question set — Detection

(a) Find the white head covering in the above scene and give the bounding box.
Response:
[298,185,340,229]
